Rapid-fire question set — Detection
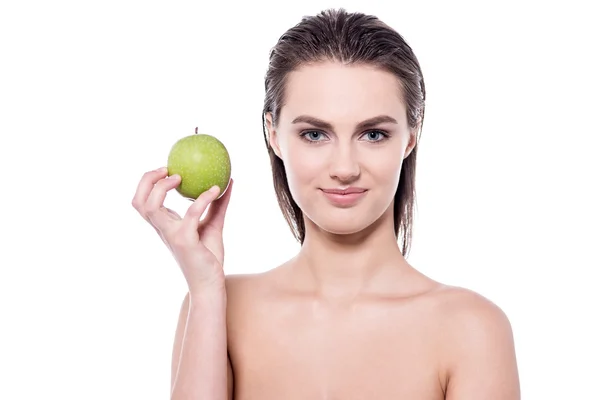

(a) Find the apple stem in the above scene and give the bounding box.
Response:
[195,127,198,134]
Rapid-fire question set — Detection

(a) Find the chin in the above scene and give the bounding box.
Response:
[304,207,382,237]
[317,221,368,236]
[293,189,395,238]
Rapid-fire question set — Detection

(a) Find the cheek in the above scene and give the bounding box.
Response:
[282,144,327,196]
[370,152,404,192]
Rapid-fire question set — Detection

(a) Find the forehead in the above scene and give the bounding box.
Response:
[280,62,407,126]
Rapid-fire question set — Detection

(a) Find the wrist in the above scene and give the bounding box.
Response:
[188,280,227,303]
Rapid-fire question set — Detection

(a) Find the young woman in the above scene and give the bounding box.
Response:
[132,8,520,400]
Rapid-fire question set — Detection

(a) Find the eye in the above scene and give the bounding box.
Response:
[300,130,328,142]
[361,130,389,142]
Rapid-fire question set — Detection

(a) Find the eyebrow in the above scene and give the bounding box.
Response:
[291,115,398,131]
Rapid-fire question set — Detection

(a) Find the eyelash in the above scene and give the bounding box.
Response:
[299,130,390,144]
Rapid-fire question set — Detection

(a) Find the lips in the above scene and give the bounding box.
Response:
[320,187,368,207]
[321,187,367,195]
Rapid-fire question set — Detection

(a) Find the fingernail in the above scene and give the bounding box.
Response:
[211,186,220,194]
[157,167,168,173]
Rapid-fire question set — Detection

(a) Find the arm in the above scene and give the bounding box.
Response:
[444,292,520,399]
[131,167,236,399]
[170,290,233,400]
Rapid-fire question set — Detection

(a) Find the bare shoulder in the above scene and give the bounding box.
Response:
[224,272,267,308]
[429,285,516,354]
[225,270,276,298]
[224,268,286,356]
[429,285,520,399]
[225,262,290,296]
[432,285,513,328]
[224,269,282,317]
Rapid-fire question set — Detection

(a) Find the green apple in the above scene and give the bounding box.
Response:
[167,128,231,200]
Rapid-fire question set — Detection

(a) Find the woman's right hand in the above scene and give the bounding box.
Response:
[131,167,233,295]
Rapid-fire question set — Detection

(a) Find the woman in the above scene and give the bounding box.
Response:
[132,8,520,400]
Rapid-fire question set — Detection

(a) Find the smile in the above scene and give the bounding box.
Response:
[320,188,368,207]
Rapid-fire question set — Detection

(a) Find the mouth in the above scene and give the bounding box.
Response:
[320,187,368,207]
[321,187,367,195]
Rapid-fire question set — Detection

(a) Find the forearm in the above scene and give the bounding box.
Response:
[171,289,228,400]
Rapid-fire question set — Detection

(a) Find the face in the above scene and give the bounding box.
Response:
[266,62,416,236]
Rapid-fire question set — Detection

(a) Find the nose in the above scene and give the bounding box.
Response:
[328,143,360,183]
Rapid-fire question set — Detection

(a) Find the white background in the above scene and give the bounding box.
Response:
[1,0,598,398]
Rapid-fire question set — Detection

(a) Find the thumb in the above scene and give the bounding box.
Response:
[204,179,234,232]
[182,185,221,232]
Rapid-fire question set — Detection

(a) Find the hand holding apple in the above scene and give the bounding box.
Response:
[167,127,232,200]
[131,128,234,294]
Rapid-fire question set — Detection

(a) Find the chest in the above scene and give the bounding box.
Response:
[227,299,445,400]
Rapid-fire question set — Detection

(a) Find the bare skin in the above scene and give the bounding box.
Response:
[224,267,518,399]
[168,204,519,399]
[152,61,520,399]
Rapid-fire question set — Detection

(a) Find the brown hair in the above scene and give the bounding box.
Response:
[262,8,426,257]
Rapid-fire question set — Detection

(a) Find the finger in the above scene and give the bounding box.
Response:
[145,174,182,229]
[163,207,181,220]
[131,167,168,211]
[181,185,221,233]
[146,174,181,211]
[204,178,234,232]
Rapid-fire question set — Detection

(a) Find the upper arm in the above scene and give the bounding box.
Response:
[227,352,234,399]
[171,292,234,400]
[170,292,190,392]
[443,290,520,400]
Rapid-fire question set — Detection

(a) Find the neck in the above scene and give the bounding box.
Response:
[293,208,409,300]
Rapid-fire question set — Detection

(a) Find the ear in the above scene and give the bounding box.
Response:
[265,112,282,159]
[403,127,418,159]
